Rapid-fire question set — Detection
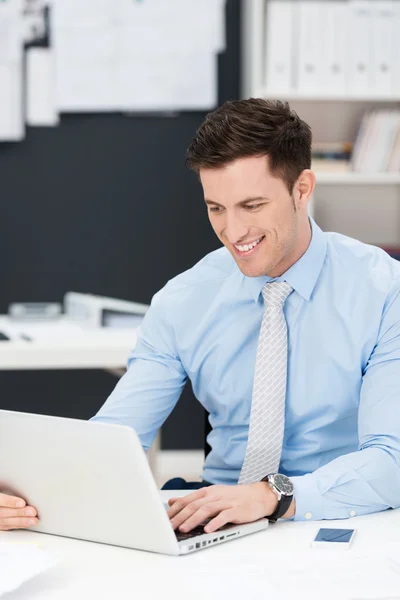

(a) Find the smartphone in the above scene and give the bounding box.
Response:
[311,528,356,549]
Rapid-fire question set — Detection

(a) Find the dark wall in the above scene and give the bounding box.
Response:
[0,0,240,450]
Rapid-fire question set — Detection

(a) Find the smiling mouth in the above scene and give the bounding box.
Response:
[233,236,265,256]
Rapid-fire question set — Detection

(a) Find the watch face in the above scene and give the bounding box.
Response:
[273,474,294,496]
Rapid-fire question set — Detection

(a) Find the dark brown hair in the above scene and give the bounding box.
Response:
[186,98,312,194]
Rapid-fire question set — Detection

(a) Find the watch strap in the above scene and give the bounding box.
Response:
[267,492,292,523]
[262,474,294,523]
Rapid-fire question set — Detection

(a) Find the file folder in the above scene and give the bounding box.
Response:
[264,0,295,93]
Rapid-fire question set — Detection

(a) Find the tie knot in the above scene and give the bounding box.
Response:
[262,281,293,308]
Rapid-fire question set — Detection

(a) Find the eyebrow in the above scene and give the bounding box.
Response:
[204,196,269,208]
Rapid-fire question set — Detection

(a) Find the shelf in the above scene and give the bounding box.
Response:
[256,90,400,103]
[315,172,400,185]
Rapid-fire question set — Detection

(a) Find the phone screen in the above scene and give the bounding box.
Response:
[314,528,354,543]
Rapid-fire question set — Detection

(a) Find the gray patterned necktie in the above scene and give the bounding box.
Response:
[238,281,293,485]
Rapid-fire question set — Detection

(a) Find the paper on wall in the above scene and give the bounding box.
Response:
[26,47,59,126]
[52,0,225,113]
[0,0,24,141]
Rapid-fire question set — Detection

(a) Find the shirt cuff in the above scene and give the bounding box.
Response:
[290,473,324,521]
[290,473,359,521]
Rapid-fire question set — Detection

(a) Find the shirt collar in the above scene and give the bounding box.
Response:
[244,218,327,304]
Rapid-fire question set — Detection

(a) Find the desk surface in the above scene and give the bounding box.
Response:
[1,491,400,600]
[0,317,136,370]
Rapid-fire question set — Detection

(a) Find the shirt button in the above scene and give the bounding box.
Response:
[350,510,356,517]
[305,512,312,520]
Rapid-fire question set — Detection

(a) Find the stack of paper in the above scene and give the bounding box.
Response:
[0,543,57,597]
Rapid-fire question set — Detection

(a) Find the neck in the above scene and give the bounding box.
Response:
[268,217,312,278]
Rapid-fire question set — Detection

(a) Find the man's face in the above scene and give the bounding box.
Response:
[200,155,303,278]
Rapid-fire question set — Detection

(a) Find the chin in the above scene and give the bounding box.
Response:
[236,262,269,278]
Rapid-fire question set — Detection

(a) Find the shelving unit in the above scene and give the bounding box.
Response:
[241,0,400,246]
[315,172,400,185]
[255,92,400,103]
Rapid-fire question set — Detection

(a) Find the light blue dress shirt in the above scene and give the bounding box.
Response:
[93,218,400,521]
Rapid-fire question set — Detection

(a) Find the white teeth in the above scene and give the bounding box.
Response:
[235,237,263,252]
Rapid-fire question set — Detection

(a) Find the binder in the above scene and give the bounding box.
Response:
[388,119,400,172]
[352,111,380,172]
[347,0,373,96]
[361,111,385,172]
[381,112,400,171]
[297,1,323,94]
[392,0,400,96]
[372,111,399,172]
[370,0,395,96]
[321,1,347,96]
[264,0,294,93]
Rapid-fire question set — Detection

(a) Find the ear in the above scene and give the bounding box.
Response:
[294,170,316,210]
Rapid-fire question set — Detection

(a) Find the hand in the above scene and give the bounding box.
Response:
[167,482,278,534]
[0,493,38,531]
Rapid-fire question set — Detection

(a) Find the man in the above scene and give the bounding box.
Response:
[2,99,400,534]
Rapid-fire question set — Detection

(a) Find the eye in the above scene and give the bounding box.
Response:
[208,206,222,213]
[245,204,262,211]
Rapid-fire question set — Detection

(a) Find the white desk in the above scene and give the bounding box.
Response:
[0,316,137,370]
[1,492,400,600]
[0,316,160,475]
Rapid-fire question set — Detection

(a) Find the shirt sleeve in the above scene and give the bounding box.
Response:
[290,279,400,521]
[91,286,187,451]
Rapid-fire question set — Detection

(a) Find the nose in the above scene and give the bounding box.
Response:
[224,213,248,245]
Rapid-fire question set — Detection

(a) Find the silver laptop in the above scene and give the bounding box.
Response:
[0,410,268,555]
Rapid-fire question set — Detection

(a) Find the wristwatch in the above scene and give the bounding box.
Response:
[261,473,294,523]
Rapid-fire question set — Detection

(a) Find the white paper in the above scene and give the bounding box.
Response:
[116,0,225,53]
[53,25,116,111]
[53,0,224,113]
[116,52,217,112]
[26,48,59,126]
[52,0,113,29]
[0,543,57,596]
[0,0,24,141]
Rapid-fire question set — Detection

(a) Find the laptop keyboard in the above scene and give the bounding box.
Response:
[175,522,237,542]
[164,503,236,543]
[175,525,207,542]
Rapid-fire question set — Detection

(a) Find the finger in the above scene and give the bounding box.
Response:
[0,516,38,531]
[169,493,222,529]
[176,499,227,533]
[204,509,236,534]
[0,493,26,509]
[0,506,37,519]
[167,489,207,519]
[170,497,211,529]
[167,497,180,506]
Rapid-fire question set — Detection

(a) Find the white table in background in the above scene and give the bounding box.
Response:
[0,316,160,475]
[0,316,138,370]
[1,492,400,600]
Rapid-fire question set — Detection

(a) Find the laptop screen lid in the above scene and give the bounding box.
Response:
[0,410,179,555]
